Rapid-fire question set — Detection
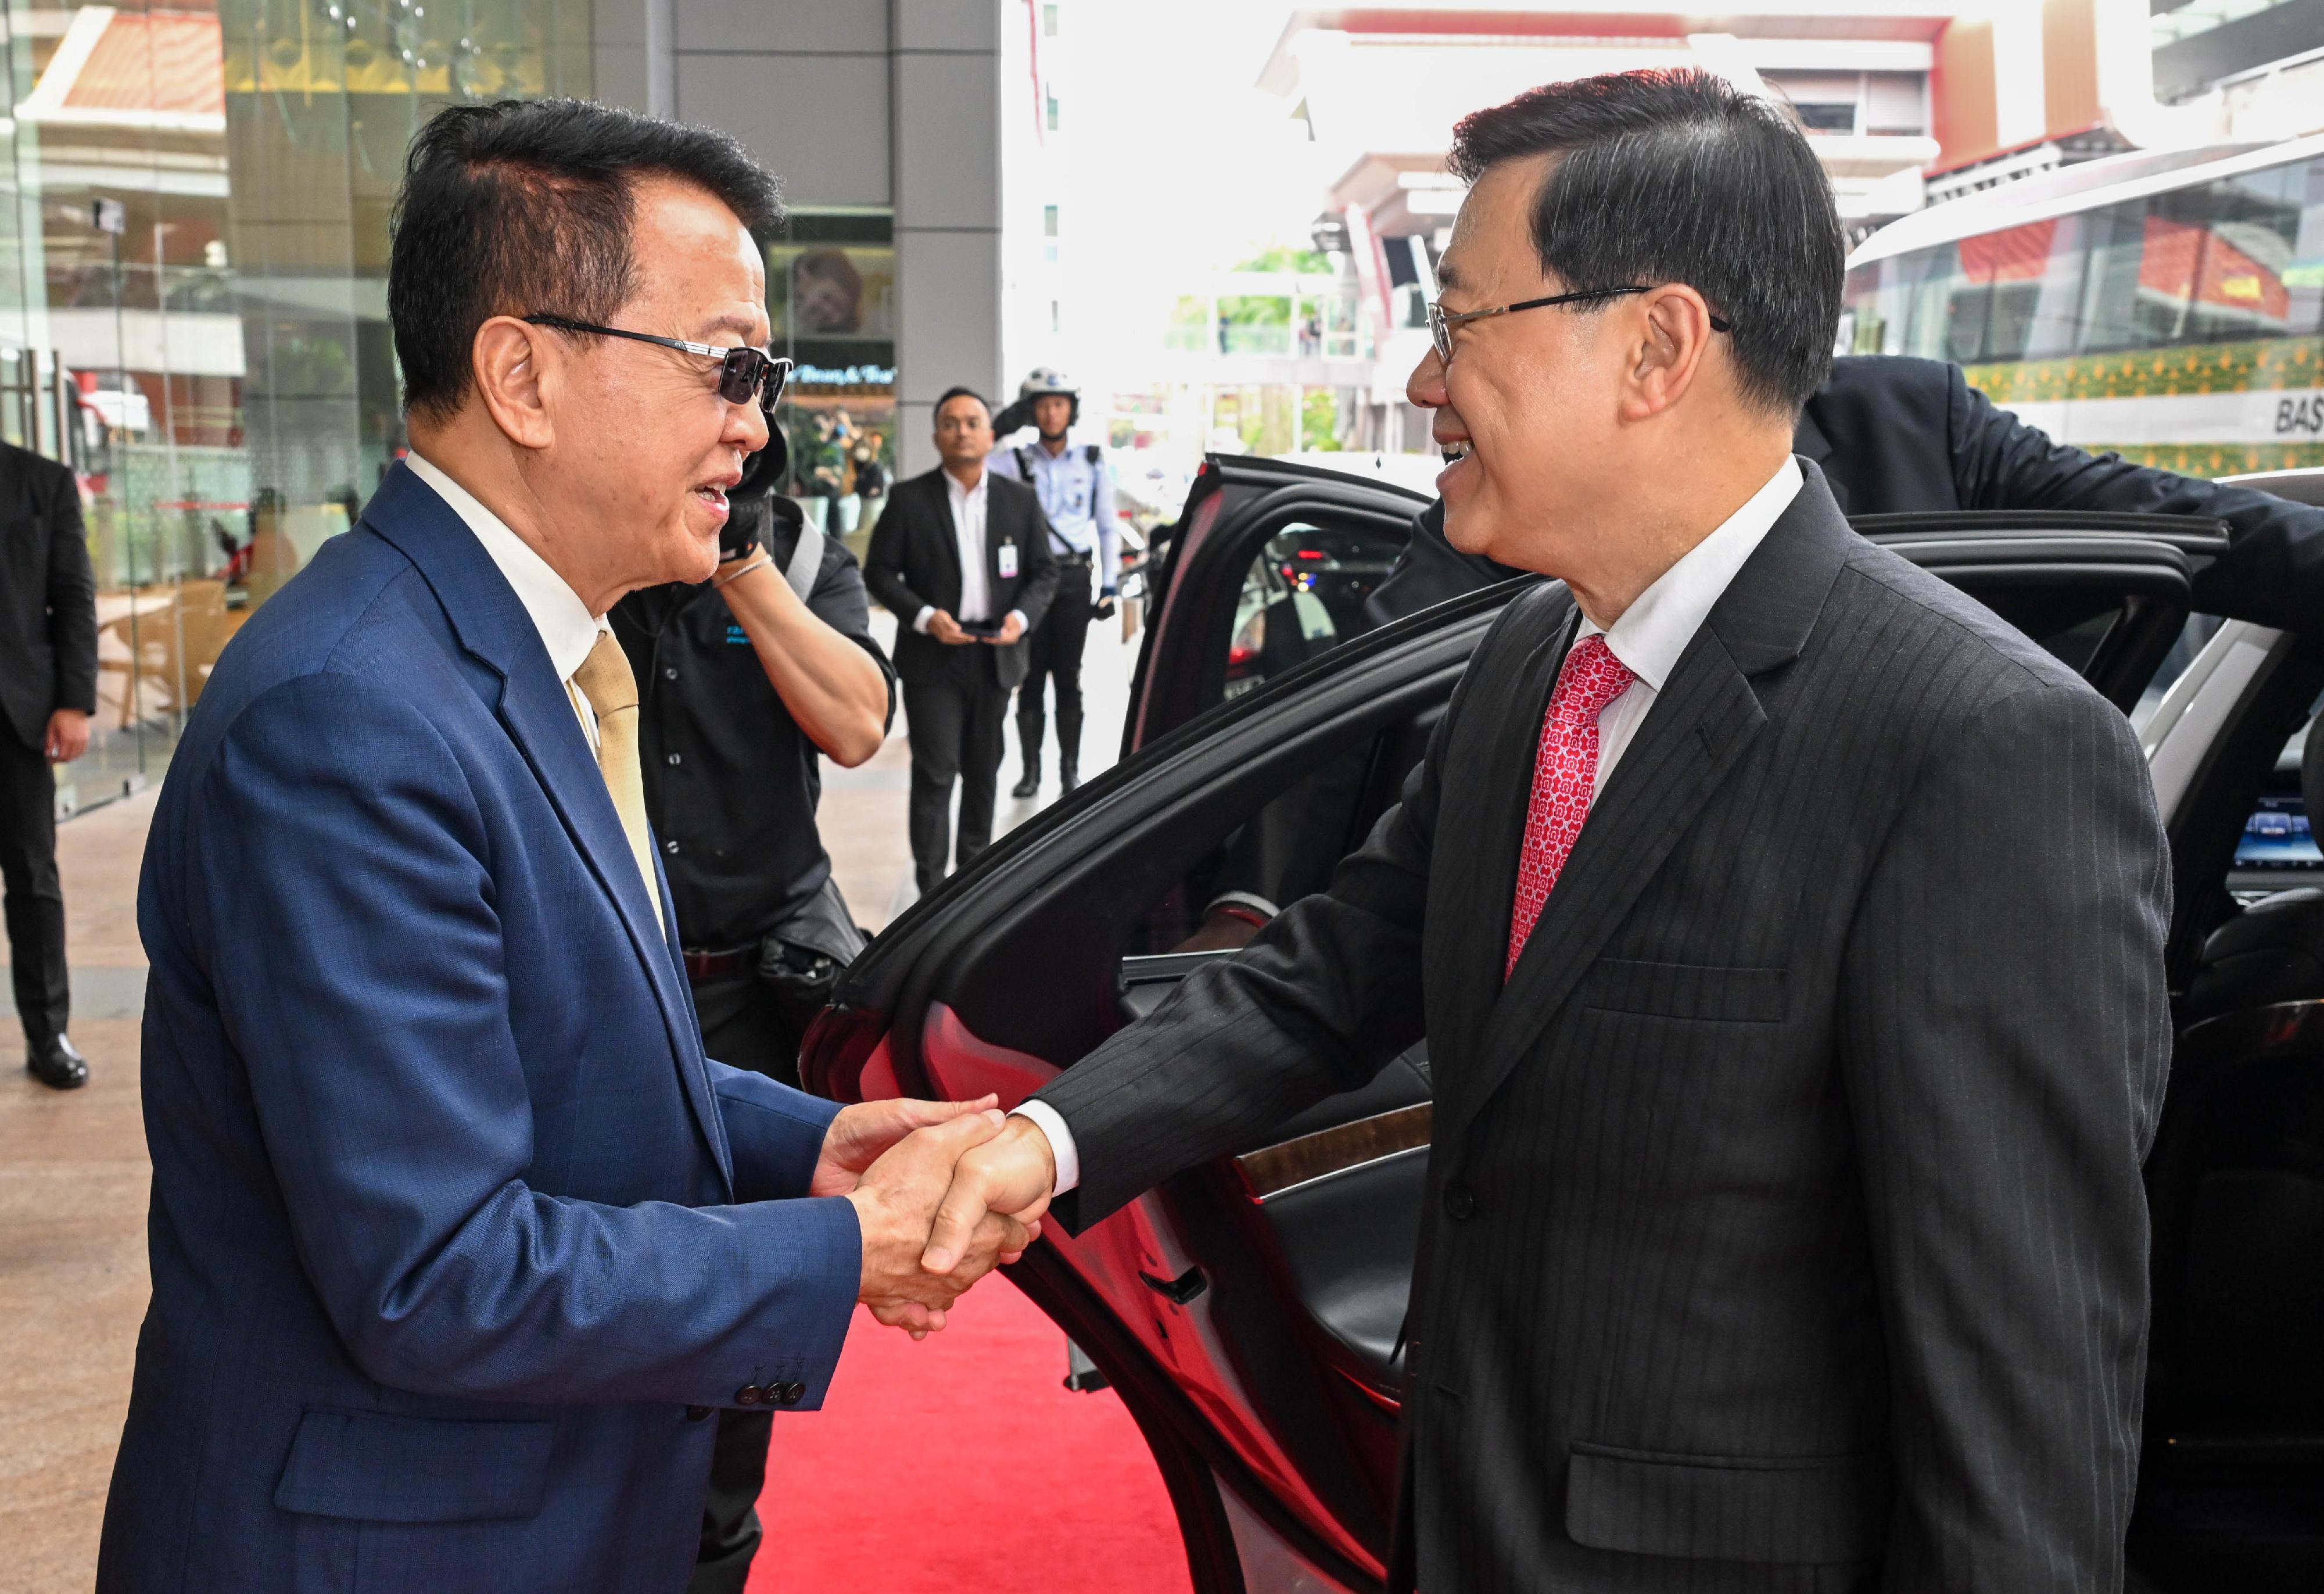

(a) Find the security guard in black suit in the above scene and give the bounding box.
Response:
[0,439,95,1088]
[863,386,1059,893]
[612,429,897,1594]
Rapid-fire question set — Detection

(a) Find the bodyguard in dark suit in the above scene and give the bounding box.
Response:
[927,73,2172,1592]
[1373,351,2324,627]
[865,387,1057,893]
[0,439,95,1088]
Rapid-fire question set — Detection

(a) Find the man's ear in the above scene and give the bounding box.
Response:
[472,316,556,451]
[1618,284,1717,424]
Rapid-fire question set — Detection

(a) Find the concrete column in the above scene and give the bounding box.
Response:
[593,0,672,117]
[891,0,1002,478]
[670,0,892,205]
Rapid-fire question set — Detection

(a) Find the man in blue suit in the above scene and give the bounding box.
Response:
[98,101,1030,1592]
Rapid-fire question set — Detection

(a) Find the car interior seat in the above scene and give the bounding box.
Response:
[2132,997,2324,1591]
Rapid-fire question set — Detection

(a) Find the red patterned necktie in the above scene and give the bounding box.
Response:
[1505,633,1637,980]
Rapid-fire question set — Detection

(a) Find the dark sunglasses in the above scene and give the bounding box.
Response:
[522,314,794,408]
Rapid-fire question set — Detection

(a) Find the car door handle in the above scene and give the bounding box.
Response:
[1139,1266,1208,1305]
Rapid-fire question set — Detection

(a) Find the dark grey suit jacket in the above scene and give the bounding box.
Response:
[862,467,1059,692]
[1035,463,2173,1592]
[0,440,95,752]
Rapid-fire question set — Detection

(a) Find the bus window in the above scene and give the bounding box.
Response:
[2149,167,2301,348]
[2076,199,2169,355]
[1964,218,2088,362]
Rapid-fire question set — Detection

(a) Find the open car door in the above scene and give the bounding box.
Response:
[805,505,2225,1594]
[1127,453,1430,755]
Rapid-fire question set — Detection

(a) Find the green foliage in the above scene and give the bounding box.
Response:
[1301,387,1342,451]
[1233,242,1332,275]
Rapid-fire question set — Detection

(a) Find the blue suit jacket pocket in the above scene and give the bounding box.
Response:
[1565,1441,1888,1564]
[1579,960,1788,1023]
[274,1410,557,1523]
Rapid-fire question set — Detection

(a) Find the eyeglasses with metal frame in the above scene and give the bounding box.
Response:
[1426,286,1734,363]
[522,314,794,409]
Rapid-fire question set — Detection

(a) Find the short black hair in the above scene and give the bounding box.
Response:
[934,386,990,418]
[389,98,784,422]
[1448,70,1842,414]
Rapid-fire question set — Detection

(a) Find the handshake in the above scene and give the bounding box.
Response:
[811,1095,1063,1338]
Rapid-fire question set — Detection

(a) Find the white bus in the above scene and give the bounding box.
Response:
[1844,133,2324,478]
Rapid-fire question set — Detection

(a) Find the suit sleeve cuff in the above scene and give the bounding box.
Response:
[711,1062,843,1202]
[912,606,935,634]
[1010,1099,1079,1195]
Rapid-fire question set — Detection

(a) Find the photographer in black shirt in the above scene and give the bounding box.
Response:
[610,431,895,1594]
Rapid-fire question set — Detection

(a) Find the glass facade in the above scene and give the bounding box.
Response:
[771,207,896,562]
[0,0,589,810]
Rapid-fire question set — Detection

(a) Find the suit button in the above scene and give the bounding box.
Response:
[1441,1182,1477,1221]
[664,667,679,680]
[686,1405,711,1421]
[666,753,682,766]
[665,839,681,855]
[734,1384,763,1407]
[781,1381,807,1407]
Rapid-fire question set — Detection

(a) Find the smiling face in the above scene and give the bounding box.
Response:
[539,175,769,594]
[1407,152,1637,578]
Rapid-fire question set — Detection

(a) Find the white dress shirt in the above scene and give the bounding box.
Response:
[911,466,1028,635]
[1014,455,1805,1196]
[1576,455,1801,797]
[406,452,611,750]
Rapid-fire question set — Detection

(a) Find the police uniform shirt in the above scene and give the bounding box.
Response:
[988,439,1121,592]
[610,513,898,951]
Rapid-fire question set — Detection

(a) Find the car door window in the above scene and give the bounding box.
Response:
[1224,521,1403,700]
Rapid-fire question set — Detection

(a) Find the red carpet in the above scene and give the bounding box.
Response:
[748,1278,1195,1593]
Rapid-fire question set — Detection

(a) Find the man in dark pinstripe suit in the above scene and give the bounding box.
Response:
[926,71,2173,1592]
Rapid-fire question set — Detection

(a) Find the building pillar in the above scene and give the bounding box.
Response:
[891,0,1003,478]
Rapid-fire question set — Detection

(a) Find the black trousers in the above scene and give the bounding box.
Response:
[686,971,815,1594]
[1017,556,1093,768]
[903,667,1009,894]
[0,725,66,1048]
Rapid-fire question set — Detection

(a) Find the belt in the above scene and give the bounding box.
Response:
[1052,549,1094,565]
[682,942,758,981]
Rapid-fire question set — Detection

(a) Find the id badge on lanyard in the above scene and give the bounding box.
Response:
[998,539,1019,581]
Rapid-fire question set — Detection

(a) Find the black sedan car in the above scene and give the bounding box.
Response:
[804,454,2324,1594]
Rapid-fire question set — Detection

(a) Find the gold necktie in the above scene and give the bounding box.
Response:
[570,631,664,932]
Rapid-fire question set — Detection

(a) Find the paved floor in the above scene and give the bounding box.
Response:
[0,615,1139,1592]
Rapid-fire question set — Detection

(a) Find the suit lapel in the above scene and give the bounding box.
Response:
[493,657,734,1187]
[363,464,736,1192]
[930,474,965,605]
[1425,599,1578,1068]
[1434,462,1857,1160]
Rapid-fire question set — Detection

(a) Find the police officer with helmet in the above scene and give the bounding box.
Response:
[989,367,1118,796]
[608,423,896,1594]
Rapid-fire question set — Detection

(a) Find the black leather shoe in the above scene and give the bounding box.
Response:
[1011,761,1041,800]
[27,1034,88,1090]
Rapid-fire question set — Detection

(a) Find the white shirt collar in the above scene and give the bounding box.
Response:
[945,466,989,507]
[406,452,605,683]
[1579,456,1803,692]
